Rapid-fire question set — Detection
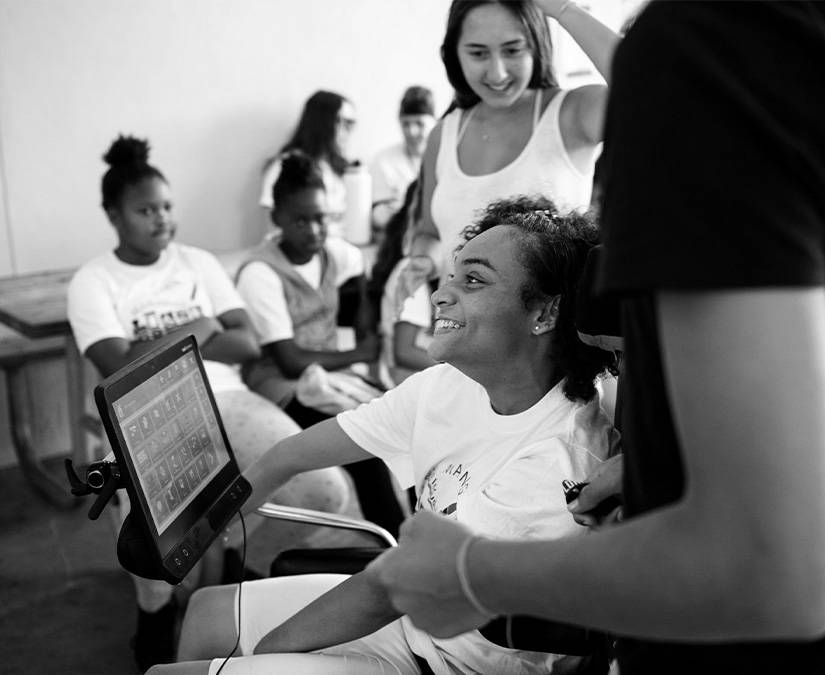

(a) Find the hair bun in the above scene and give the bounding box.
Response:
[279,149,314,178]
[103,134,150,167]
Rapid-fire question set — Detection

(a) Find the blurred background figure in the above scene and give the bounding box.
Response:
[368,181,437,390]
[369,86,436,246]
[260,91,360,240]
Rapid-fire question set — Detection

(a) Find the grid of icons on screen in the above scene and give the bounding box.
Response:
[114,353,228,532]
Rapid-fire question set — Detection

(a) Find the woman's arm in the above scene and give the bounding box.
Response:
[254,571,402,654]
[407,122,442,259]
[539,1,621,146]
[538,1,619,84]
[243,417,375,512]
[396,124,443,309]
[393,322,436,372]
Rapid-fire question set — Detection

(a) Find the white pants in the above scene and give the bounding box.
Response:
[206,574,422,675]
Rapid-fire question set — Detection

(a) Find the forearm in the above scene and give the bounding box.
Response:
[243,418,374,513]
[394,326,436,371]
[470,501,822,641]
[551,3,619,84]
[254,572,401,654]
[200,327,259,364]
[269,345,372,378]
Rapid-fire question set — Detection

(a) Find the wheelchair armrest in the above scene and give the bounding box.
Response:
[255,502,398,548]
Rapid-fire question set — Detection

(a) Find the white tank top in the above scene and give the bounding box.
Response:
[431,89,597,275]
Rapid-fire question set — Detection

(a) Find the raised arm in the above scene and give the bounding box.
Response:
[370,287,825,641]
[538,0,619,84]
[539,0,621,145]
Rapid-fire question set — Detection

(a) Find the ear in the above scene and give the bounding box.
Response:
[531,295,561,336]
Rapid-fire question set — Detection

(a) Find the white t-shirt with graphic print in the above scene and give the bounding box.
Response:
[67,243,247,393]
[337,363,618,674]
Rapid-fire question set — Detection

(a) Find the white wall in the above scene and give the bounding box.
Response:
[0,0,453,275]
[0,0,644,276]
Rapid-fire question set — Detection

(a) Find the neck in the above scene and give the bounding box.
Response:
[475,361,562,415]
[277,240,313,266]
[114,247,161,266]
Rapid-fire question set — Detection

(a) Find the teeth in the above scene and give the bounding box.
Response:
[435,319,462,330]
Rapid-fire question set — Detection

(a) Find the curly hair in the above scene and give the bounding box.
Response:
[461,196,617,402]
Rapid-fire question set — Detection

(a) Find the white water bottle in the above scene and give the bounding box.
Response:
[342,163,372,245]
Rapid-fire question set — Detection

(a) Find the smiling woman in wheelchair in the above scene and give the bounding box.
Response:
[150,196,620,675]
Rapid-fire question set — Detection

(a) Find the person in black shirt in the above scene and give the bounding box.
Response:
[366,2,825,673]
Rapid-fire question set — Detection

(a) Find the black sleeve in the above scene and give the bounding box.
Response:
[598,0,825,293]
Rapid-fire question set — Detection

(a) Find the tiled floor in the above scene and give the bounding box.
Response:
[0,458,136,675]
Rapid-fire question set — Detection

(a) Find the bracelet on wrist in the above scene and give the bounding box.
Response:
[456,535,497,619]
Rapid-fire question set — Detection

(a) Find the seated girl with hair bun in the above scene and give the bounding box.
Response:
[67,134,352,673]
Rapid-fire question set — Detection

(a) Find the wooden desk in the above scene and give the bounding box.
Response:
[0,268,87,509]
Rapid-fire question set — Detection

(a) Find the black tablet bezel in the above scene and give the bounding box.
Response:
[94,335,242,564]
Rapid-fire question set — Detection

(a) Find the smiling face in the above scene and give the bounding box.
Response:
[274,187,329,264]
[107,176,176,265]
[457,3,535,109]
[429,225,539,375]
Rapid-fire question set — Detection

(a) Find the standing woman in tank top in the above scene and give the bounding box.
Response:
[399,0,619,299]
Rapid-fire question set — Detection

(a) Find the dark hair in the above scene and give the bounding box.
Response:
[271,150,327,209]
[369,180,422,303]
[277,90,351,175]
[441,0,557,109]
[101,135,166,211]
[462,196,617,402]
[399,86,435,117]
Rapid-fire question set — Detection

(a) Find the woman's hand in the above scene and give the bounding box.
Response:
[366,512,491,638]
[394,255,435,316]
[567,453,623,528]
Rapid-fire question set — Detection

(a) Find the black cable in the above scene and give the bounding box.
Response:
[214,510,246,675]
